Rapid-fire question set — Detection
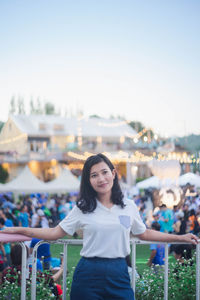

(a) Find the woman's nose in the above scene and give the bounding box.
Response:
[98,174,104,182]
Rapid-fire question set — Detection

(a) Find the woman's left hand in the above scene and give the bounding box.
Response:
[180,233,199,245]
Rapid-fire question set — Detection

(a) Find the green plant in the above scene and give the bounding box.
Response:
[136,255,196,300]
[0,268,56,300]
[0,165,8,183]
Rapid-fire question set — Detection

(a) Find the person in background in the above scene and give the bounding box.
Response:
[1,154,198,300]
[36,209,49,228]
[0,242,7,283]
[172,205,180,224]
[159,204,173,233]
[17,205,29,227]
[29,237,51,270]
[0,209,13,227]
[173,244,192,262]
[147,222,165,270]
[0,218,11,266]
[151,210,162,228]
[188,209,197,233]
[173,211,186,235]
[183,203,190,222]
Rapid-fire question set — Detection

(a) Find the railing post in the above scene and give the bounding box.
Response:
[196,243,200,300]
[20,242,27,300]
[31,242,38,300]
[31,240,46,300]
[62,243,68,300]
[131,240,136,294]
[164,243,168,300]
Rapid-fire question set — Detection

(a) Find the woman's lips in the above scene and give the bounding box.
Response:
[98,183,108,188]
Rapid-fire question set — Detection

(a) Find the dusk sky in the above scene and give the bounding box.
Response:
[0,0,199,137]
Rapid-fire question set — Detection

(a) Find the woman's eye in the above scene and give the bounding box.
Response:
[103,171,108,174]
[91,174,96,178]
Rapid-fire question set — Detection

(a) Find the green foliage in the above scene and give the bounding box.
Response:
[9,96,16,114]
[0,121,4,132]
[17,96,26,114]
[136,255,196,300]
[136,177,146,184]
[129,121,144,133]
[176,134,200,152]
[44,102,56,115]
[0,268,55,300]
[0,165,9,183]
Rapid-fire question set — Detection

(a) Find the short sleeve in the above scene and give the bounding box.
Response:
[59,206,81,236]
[130,202,146,235]
[150,244,157,250]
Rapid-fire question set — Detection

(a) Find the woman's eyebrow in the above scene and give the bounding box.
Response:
[90,168,108,175]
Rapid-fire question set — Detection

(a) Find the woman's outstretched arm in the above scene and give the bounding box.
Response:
[137,229,198,245]
[0,225,67,241]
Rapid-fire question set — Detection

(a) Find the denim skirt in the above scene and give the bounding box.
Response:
[70,257,134,300]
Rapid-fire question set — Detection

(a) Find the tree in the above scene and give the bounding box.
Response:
[9,96,16,114]
[0,165,8,183]
[89,114,101,118]
[35,97,43,114]
[17,96,26,114]
[44,102,55,115]
[0,122,4,132]
[129,121,144,133]
[30,96,36,114]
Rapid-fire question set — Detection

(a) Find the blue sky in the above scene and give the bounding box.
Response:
[0,0,199,137]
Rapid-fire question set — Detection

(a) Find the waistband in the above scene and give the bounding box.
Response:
[82,256,125,261]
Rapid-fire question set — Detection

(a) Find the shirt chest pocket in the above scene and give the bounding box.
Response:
[118,215,131,229]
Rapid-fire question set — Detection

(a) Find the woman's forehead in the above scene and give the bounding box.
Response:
[90,161,109,173]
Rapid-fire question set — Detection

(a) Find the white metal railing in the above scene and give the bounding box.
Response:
[131,240,200,300]
[31,239,200,300]
[1,238,199,300]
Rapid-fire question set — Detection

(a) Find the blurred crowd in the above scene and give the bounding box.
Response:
[0,192,78,290]
[132,188,200,236]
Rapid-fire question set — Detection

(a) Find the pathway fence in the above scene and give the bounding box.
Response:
[31,239,200,300]
[0,237,199,300]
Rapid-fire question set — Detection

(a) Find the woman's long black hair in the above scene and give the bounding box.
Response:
[77,153,124,213]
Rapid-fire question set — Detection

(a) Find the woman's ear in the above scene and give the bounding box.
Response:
[112,169,116,179]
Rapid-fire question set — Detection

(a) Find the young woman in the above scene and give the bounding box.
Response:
[1,154,198,300]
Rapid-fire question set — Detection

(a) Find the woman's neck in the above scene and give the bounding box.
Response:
[97,192,112,207]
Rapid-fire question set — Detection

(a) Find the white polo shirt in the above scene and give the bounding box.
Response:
[59,198,146,258]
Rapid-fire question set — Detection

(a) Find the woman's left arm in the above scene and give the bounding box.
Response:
[137,229,199,245]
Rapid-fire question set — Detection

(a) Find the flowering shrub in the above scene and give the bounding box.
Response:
[0,268,57,299]
[136,255,196,300]
[0,255,196,300]
[66,266,75,297]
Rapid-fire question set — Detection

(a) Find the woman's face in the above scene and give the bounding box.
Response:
[89,161,115,197]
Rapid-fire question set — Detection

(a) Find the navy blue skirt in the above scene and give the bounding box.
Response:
[70,257,134,300]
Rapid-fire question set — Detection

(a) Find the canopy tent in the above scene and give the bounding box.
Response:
[45,168,80,193]
[0,166,47,193]
[178,172,200,187]
[135,172,200,190]
[136,176,160,189]
[136,176,175,189]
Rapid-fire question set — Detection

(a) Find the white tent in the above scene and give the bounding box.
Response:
[178,172,200,187]
[136,176,160,189]
[45,168,80,193]
[136,176,175,189]
[0,166,47,193]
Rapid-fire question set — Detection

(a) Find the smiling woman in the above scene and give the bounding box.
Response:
[0,153,198,300]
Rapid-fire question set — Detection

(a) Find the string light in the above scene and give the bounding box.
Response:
[66,150,198,165]
[0,133,27,145]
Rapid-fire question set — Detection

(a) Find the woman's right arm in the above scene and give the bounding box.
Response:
[1,225,67,241]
